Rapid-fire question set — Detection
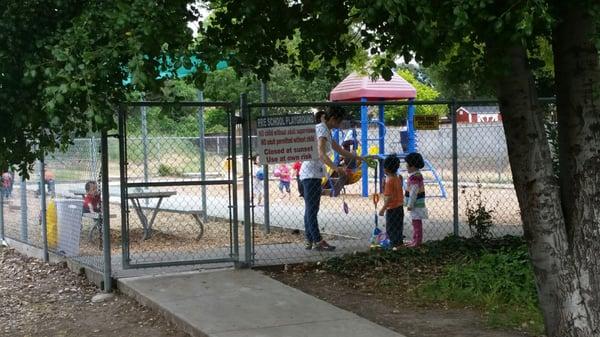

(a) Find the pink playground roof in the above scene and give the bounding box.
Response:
[329,72,417,101]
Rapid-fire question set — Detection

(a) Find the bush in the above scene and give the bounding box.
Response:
[157,164,182,177]
[462,179,496,240]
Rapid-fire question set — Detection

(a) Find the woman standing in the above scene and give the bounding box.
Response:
[299,106,361,251]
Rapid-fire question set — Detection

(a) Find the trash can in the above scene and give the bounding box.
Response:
[46,199,57,249]
[55,198,83,257]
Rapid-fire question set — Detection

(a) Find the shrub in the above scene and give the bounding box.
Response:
[157,164,182,177]
[463,179,496,240]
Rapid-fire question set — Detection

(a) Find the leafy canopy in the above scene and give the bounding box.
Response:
[1,1,197,173]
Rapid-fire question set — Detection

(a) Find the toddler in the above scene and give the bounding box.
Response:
[378,155,404,248]
[404,152,428,247]
[83,181,101,213]
[274,163,291,198]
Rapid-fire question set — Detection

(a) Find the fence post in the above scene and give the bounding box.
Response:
[91,136,98,179]
[229,103,240,263]
[197,90,208,222]
[101,130,112,292]
[118,105,130,269]
[0,180,5,245]
[260,81,271,233]
[450,101,459,236]
[40,157,49,262]
[20,172,28,242]
[240,93,253,267]
[141,101,149,186]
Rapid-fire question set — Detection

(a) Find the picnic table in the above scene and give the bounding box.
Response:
[127,191,177,240]
[71,188,205,241]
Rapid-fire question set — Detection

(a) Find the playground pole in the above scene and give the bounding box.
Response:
[333,129,340,165]
[361,98,369,197]
[407,99,416,153]
[378,103,385,192]
[260,81,270,233]
[197,90,208,222]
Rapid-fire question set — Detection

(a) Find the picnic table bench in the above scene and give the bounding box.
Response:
[127,191,205,240]
[70,189,205,241]
[135,202,205,240]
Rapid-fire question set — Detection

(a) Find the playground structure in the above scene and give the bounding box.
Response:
[329,72,447,198]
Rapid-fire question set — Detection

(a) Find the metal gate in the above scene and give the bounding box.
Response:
[118,101,240,269]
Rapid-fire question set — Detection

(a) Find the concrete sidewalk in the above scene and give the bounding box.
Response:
[118,269,404,337]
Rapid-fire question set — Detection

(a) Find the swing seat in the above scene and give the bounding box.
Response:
[321,168,362,197]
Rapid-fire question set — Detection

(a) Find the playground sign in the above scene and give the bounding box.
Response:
[414,115,439,130]
[256,114,317,165]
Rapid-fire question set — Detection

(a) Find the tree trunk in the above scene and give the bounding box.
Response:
[552,3,600,335]
[489,42,595,336]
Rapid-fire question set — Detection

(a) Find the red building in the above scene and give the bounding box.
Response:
[456,106,502,123]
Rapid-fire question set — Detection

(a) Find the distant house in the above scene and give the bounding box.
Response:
[456,106,502,123]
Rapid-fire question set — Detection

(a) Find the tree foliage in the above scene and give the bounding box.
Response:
[127,63,339,135]
[385,68,440,125]
[1,1,197,173]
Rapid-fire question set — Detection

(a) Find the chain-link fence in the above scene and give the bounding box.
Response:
[0,98,552,277]
[0,138,108,272]
[119,102,240,269]
[244,100,529,265]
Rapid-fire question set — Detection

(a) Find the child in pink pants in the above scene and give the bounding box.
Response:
[404,153,428,247]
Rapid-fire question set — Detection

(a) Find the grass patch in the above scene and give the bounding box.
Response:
[417,244,543,334]
[321,235,543,335]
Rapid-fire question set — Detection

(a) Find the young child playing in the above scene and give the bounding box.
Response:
[378,155,404,248]
[253,155,264,206]
[292,161,303,197]
[275,163,291,199]
[1,172,12,199]
[83,180,101,213]
[404,152,428,247]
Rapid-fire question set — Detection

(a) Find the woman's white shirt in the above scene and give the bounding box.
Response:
[299,122,331,180]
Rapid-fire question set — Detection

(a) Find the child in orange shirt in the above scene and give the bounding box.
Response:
[378,155,404,248]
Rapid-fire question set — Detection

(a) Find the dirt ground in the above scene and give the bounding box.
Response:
[2,180,521,258]
[0,246,189,337]
[268,264,536,337]
[1,240,538,337]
